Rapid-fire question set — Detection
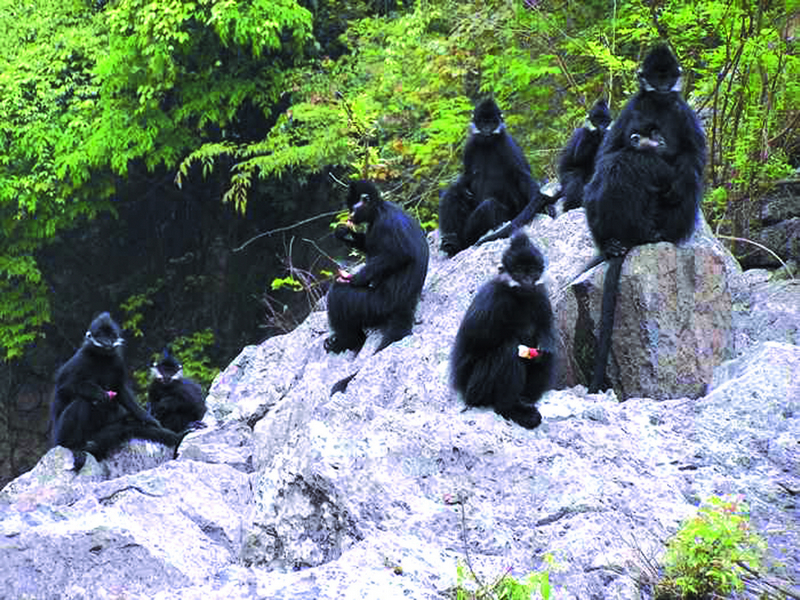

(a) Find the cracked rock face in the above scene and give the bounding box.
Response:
[559,240,733,400]
[2,210,798,599]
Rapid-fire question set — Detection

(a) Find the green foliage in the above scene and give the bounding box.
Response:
[656,1,797,237]
[95,0,313,174]
[121,284,162,338]
[453,554,554,600]
[0,0,108,359]
[2,0,798,358]
[179,2,493,222]
[181,0,783,237]
[271,276,304,292]
[0,0,312,359]
[263,256,328,334]
[657,495,767,599]
[169,329,219,390]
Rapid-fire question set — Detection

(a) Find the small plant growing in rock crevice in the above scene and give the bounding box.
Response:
[447,492,555,600]
[453,556,554,600]
[656,495,767,599]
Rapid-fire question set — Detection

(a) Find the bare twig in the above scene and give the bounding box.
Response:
[716,234,796,280]
[457,497,484,590]
[301,237,343,270]
[328,172,349,188]
[232,211,341,253]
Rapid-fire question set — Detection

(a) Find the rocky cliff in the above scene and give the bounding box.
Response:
[2,210,798,599]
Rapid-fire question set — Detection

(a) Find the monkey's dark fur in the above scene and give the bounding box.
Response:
[583,44,706,393]
[146,348,206,433]
[450,232,556,428]
[558,99,612,211]
[50,313,181,471]
[439,98,546,256]
[325,180,429,355]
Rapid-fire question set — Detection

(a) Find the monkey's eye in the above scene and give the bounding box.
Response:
[630,133,641,145]
[360,193,370,203]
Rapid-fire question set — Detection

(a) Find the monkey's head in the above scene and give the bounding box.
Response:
[469,98,506,139]
[630,129,667,152]
[588,99,612,131]
[638,44,682,95]
[499,232,545,289]
[84,312,124,355]
[151,348,183,383]
[346,180,382,225]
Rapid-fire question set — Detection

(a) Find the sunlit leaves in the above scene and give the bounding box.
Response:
[0,0,313,359]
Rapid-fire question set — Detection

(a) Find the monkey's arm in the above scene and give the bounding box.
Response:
[348,217,417,287]
[457,286,513,352]
[598,100,637,154]
[476,184,553,246]
[562,128,589,164]
[117,386,162,426]
[349,252,412,287]
[335,224,367,251]
[665,107,706,205]
[57,377,109,404]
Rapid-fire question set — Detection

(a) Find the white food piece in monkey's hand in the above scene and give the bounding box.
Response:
[518,344,541,360]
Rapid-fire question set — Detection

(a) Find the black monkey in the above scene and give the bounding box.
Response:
[450,232,556,429]
[558,99,612,211]
[50,312,182,472]
[146,348,206,434]
[583,44,706,393]
[439,98,547,256]
[325,179,429,355]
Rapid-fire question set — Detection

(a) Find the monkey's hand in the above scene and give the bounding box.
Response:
[334,222,359,244]
[336,269,353,283]
[518,345,546,360]
[81,382,111,403]
[602,239,628,259]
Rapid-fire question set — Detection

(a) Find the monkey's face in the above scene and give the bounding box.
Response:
[638,45,682,94]
[511,266,542,289]
[630,130,667,152]
[500,234,545,289]
[346,181,380,225]
[470,99,505,138]
[588,100,612,131]
[151,359,183,383]
[84,314,124,355]
[348,192,377,225]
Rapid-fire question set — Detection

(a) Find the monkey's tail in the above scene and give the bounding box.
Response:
[476,189,554,246]
[330,372,358,396]
[588,255,624,394]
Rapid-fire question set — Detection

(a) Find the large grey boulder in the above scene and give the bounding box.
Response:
[1,210,797,599]
[559,240,733,399]
[728,268,800,354]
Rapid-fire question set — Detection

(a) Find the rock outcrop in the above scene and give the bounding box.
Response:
[740,178,800,269]
[2,210,798,599]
